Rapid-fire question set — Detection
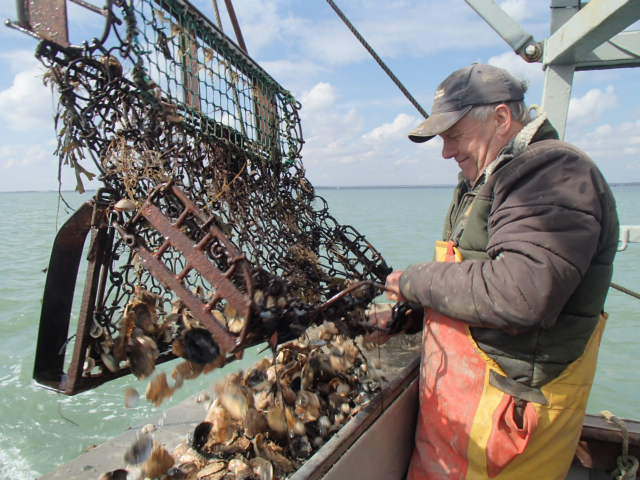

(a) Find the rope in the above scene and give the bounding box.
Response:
[611,282,640,301]
[601,410,639,480]
[325,0,429,119]
[211,0,223,29]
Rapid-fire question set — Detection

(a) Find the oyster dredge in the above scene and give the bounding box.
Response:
[5,0,640,479]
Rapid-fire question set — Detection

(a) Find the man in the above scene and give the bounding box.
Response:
[385,64,619,479]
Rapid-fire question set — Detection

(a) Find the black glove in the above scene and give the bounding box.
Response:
[388,301,424,334]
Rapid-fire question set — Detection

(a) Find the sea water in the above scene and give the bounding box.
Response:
[0,186,638,478]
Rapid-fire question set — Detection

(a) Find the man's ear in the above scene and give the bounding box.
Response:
[494,104,512,135]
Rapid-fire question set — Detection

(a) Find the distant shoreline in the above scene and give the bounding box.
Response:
[2,182,640,193]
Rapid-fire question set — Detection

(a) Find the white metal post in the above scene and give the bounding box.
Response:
[542,65,575,139]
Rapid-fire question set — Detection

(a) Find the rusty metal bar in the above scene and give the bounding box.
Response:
[21,0,70,47]
[68,0,108,17]
[62,223,113,393]
[223,0,247,53]
[33,202,94,390]
[181,30,202,110]
[119,183,254,352]
[140,206,250,321]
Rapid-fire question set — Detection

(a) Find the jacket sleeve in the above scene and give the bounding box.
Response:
[399,144,604,330]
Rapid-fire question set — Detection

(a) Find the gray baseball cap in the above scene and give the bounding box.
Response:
[408,64,526,143]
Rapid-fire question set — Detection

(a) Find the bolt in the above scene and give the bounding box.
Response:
[524,44,540,61]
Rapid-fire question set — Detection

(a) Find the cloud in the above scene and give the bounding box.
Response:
[296,82,458,186]
[567,119,640,181]
[259,59,324,90]
[280,2,509,67]
[0,139,103,191]
[0,50,41,73]
[0,144,51,169]
[362,114,418,143]
[300,83,337,112]
[498,0,531,23]
[0,65,53,131]
[487,51,543,86]
[226,0,282,54]
[568,86,617,124]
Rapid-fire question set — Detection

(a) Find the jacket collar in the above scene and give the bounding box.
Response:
[463,117,559,190]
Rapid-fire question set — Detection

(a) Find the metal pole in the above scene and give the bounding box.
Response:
[223,0,247,53]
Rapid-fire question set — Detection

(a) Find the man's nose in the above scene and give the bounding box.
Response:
[442,140,456,159]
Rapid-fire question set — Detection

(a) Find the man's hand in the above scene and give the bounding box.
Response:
[385,270,406,303]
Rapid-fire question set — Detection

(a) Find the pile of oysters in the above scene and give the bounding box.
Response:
[105,321,384,479]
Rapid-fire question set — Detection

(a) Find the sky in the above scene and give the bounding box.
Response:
[1,0,639,191]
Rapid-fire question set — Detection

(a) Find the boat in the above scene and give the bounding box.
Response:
[6,0,639,478]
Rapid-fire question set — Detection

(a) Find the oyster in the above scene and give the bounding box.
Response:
[182,328,220,364]
[249,457,273,480]
[196,461,226,480]
[146,372,175,406]
[127,334,159,380]
[123,387,140,408]
[252,434,295,474]
[139,321,383,479]
[217,381,251,421]
[142,444,175,478]
[98,469,128,480]
[123,434,153,465]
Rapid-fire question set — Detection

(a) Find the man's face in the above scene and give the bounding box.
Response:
[439,112,499,182]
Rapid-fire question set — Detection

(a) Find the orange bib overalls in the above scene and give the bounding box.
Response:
[407,241,606,480]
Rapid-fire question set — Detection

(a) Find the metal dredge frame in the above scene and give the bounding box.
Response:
[9,0,391,394]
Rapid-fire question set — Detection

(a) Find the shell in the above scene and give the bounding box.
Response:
[196,391,210,403]
[244,366,269,391]
[191,422,213,455]
[253,390,274,411]
[250,457,273,480]
[124,387,139,408]
[253,290,265,305]
[244,408,268,438]
[317,416,332,437]
[295,391,321,423]
[142,444,175,478]
[146,372,175,406]
[100,352,119,373]
[182,328,220,364]
[196,461,226,480]
[227,458,252,477]
[172,360,204,387]
[227,315,246,334]
[168,321,383,478]
[265,406,287,435]
[204,405,235,444]
[123,434,153,465]
[285,407,305,436]
[114,198,136,211]
[252,434,295,474]
[217,383,250,421]
[141,423,157,434]
[289,435,312,459]
[127,334,159,380]
[98,469,128,480]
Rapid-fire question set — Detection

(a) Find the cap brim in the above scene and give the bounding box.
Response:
[408,107,472,143]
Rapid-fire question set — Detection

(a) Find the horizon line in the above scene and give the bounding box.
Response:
[2,181,640,193]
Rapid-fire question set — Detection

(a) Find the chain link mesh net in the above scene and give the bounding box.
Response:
[36,0,391,384]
